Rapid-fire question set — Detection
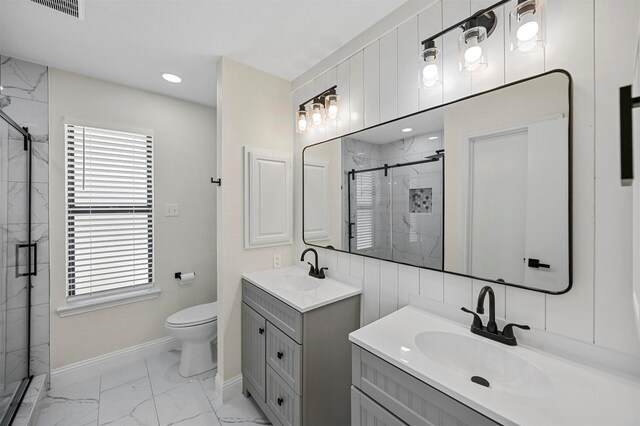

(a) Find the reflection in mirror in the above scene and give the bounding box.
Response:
[303,71,571,293]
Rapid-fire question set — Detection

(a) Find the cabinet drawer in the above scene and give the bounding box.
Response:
[352,346,499,426]
[351,386,407,426]
[267,365,301,426]
[242,280,303,343]
[266,322,302,394]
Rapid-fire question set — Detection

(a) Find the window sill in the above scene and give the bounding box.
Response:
[57,287,162,317]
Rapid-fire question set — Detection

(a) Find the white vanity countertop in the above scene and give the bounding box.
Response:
[349,306,640,426]
[242,266,362,313]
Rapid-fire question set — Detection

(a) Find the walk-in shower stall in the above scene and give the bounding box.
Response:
[0,109,35,425]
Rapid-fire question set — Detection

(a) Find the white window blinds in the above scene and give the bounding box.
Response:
[355,172,375,250]
[66,124,154,297]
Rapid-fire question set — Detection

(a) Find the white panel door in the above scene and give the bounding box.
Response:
[523,117,569,291]
[379,29,398,123]
[303,160,331,242]
[467,130,528,284]
[350,50,365,132]
[397,16,419,117]
[364,41,380,128]
[245,147,293,248]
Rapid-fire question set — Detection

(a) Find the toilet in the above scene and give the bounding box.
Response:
[165,302,218,377]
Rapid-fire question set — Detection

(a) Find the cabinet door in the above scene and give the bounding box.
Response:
[351,386,406,426]
[242,303,266,401]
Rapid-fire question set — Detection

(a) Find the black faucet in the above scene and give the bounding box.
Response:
[300,248,328,279]
[461,285,530,346]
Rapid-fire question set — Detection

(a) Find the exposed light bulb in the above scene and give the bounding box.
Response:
[312,111,322,125]
[327,101,338,119]
[422,63,439,87]
[464,44,483,63]
[517,20,539,42]
[298,117,307,132]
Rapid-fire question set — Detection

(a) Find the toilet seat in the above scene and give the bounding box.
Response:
[166,302,218,328]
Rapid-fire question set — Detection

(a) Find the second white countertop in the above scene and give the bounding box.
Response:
[349,306,640,426]
[242,265,362,313]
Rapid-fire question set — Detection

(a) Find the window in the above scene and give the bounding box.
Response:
[66,124,154,298]
[355,172,375,250]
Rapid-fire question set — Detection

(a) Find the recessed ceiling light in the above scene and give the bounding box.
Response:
[402,128,413,133]
[161,73,182,83]
[428,136,439,140]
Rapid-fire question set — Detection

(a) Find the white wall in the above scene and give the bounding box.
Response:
[293,0,640,358]
[216,58,293,386]
[49,69,217,369]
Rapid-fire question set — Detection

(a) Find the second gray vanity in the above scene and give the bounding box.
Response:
[241,266,361,426]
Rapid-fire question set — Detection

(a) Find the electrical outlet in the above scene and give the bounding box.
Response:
[273,253,282,269]
[164,204,179,217]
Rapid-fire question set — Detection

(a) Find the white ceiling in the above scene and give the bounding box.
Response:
[0,0,406,106]
[352,108,444,144]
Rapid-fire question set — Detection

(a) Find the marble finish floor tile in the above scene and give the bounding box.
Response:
[35,376,100,426]
[154,381,214,426]
[98,377,158,426]
[100,359,148,392]
[33,350,270,426]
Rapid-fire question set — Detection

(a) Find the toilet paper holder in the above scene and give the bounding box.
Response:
[174,272,196,280]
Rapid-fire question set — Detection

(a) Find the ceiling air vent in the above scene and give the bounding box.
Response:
[30,0,85,19]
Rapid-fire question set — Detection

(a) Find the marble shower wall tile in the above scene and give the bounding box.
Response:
[6,263,50,309]
[8,140,49,183]
[0,96,48,143]
[0,56,48,103]
[30,343,50,377]
[8,182,49,224]
[6,306,27,352]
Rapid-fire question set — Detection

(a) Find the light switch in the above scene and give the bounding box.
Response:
[165,204,179,217]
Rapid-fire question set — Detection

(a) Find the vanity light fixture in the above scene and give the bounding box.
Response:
[418,0,545,82]
[161,73,182,83]
[295,85,339,135]
[509,0,544,53]
[420,40,441,88]
[402,128,413,133]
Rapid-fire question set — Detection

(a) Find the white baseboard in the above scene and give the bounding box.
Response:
[215,373,243,403]
[51,336,180,389]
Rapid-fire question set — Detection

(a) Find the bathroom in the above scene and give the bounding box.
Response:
[0,0,639,424]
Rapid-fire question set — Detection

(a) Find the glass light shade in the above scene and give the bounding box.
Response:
[421,46,442,88]
[324,94,340,120]
[509,0,544,53]
[311,102,325,128]
[459,27,488,73]
[296,109,309,134]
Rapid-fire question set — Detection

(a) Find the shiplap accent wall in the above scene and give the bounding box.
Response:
[293,0,640,358]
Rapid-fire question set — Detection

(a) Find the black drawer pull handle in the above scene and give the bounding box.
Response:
[277,351,283,359]
[527,258,550,269]
[258,328,264,335]
[277,397,284,406]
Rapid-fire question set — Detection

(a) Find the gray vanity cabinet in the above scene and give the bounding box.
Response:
[242,279,360,426]
[351,345,500,426]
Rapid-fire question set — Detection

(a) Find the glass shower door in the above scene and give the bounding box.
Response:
[0,114,32,425]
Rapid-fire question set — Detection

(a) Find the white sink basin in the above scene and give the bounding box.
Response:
[414,331,552,397]
[270,274,320,292]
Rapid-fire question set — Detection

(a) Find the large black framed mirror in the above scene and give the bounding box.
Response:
[303,70,572,294]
